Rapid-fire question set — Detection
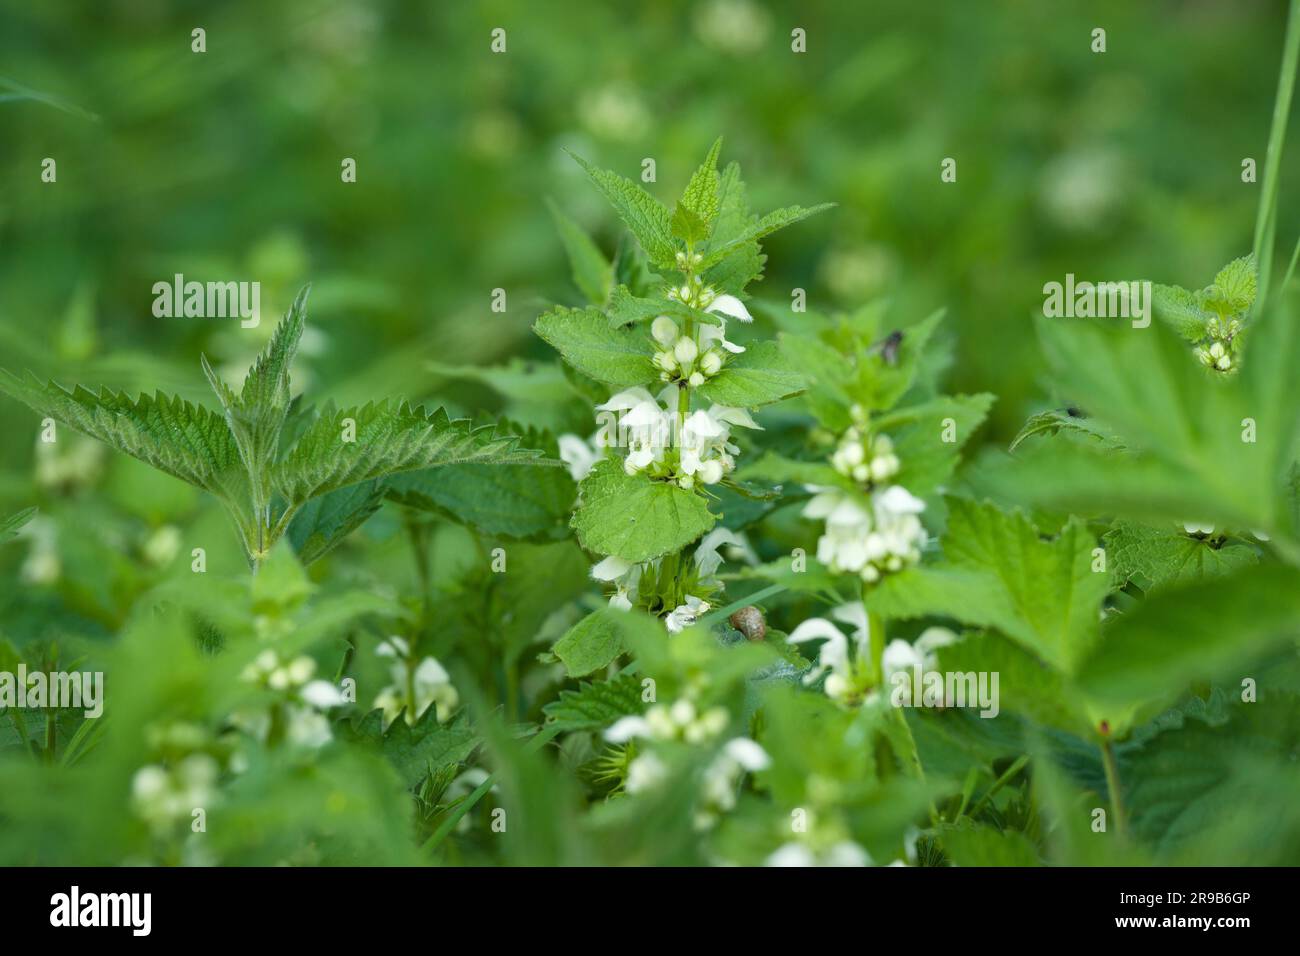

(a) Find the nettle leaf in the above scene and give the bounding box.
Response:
[0,507,37,544]
[342,708,479,790]
[1203,254,1257,315]
[1008,408,1124,452]
[288,480,386,565]
[1151,284,1209,342]
[542,673,645,731]
[552,606,666,677]
[534,305,656,387]
[739,451,846,489]
[273,402,538,507]
[571,458,715,562]
[670,202,710,245]
[880,393,995,498]
[872,499,1108,675]
[386,426,576,542]
[0,371,247,502]
[855,311,944,412]
[693,340,805,407]
[1076,564,1300,708]
[547,199,613,306]
[605,285,667,329]
[939,822,1041,867]
[568,151,678,269]
[1104,521,1258,592]
[698,202,833,270]
[202,287,307,477]
[680,137,723,226]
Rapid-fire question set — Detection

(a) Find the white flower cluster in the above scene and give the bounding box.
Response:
[650,291,749,387]
[233,649,347,749]
[373,636,459,728]
[830,428,900,486]
[591,527,752,630]
[131,754,219,836]
[606,697,769,830]
[881,626,959,706]
[803,484,926,583]
[1194,317,1240,373]
[596,387,760,487]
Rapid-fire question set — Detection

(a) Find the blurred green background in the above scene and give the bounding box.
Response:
[1,0,1297,866]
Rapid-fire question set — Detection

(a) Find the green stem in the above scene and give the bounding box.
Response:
[966,754,1030,820]
[1253,0,1300,302]
[1101,739,1128,838]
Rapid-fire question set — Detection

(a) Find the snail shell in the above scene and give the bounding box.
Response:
[729,605,766,642]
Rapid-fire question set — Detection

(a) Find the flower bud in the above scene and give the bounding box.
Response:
[653,350,678,372]
[688,372,705,387]
[698,459,724,484]
[652,315,679,348]
[674,336,699,364]
[699,350,723,376]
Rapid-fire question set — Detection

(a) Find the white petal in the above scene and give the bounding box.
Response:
[591,555,633,581]
[723,737,771,771]
[301,680,346,709]
[875,485,926,517]
[605,715,652,742]
[597,388,657,412]
[709,405,761,430]
[707,293,754,323]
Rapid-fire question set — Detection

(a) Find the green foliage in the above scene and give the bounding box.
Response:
[571,459,715,562]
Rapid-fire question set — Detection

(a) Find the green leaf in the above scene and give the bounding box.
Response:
[542,673,645,731]
[273,402,539,507]
[287,480,386,565]
[0,372,246,502]
[202,286,309,479]
[568,151,678,269]
[680,137,723,226]
[670,202,709,244]
[0,507,37,544]
[1104,521,1258,592]
[605,285,668,329]
[1151,283,1209,342]
[386,427,576,542]
[552,606,666,677]
[547,200,613,305]
[571,459,715,562]
[940,822,1041,866]
[693,340,805,408]
[1076,564,1300,707]
[534,305,656,387]
[343,708,479,790]
[1008,408,1124,452]
[884,393,995,497]
[1204,254,1257,315]
[698,202,833,270]
[872,499,1108,675]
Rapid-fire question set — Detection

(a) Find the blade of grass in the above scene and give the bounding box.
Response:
[1253,0,1300,301]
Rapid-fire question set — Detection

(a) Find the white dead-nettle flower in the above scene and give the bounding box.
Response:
[651,307,747,387]
[765,840,872,867]
[590,528,748,630]
[373,637,459,727]
[231,650,346,748]
[557,432,603,481]
[803,484,927,583]
[131,753,220,835]
[695,737,771,829]
[595,386,758,487]
[787,601,875,705]
[831,429,900,486]
[881,627,960,706]
[606,695,730,746]
[625,751,670,794]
